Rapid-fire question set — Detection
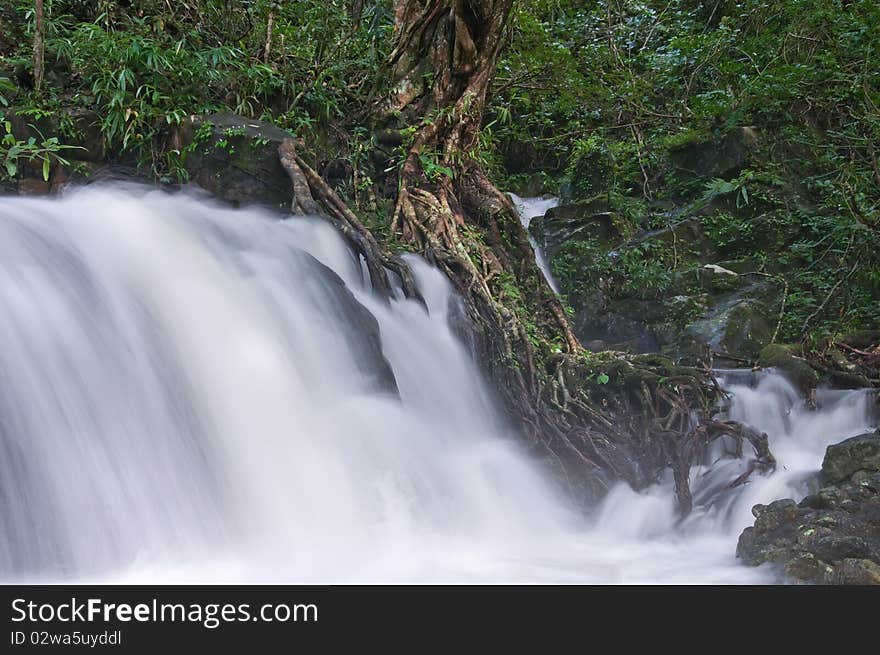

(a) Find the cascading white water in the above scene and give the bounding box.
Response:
[0,186,875,583]
[0,185,579,583]
[508,193,560,294]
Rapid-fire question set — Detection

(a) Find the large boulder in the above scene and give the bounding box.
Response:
[687,295,773,360]
[668,127,758,182]
[530,200,624,259]
[755,344,820,394]
[823,432,880,484]
[736,430,880,584]
[179,114,295,211]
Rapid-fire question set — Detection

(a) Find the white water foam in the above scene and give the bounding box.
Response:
[0,186,874,583]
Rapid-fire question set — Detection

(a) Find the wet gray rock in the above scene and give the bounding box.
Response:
[529,200,622,259]
[822,432,880,484]
[300,253,399,397]
[683,292,772,361]
[737,430,880,584]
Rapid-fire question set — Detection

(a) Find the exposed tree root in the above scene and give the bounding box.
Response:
[276,2,780,516]
[278,138,425,308]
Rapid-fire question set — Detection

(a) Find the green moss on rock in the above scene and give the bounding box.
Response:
[757,343,820,392]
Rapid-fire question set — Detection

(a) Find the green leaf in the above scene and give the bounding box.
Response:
[597,373,610,385]
[42,157,50,182]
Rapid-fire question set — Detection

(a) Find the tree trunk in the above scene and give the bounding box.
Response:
[286,0,751,511]
[347,0,364,25]
[380,1,616,499]
[386,0,577,353]
[33,0,44,93]
[263,8,275,63]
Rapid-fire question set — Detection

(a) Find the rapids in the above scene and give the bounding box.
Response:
[0,186,874,583]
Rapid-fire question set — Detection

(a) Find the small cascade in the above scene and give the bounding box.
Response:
[508,193,560,294]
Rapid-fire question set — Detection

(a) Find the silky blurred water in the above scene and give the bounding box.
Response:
[0,186,874,583]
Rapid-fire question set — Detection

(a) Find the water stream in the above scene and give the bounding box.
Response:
[0,186,874,583]
[508,193,561,294]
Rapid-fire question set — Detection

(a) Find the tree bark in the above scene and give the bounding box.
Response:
[386,0,576,350]
[285,0,747,512]
[379,1,613,499]
[347,0,364,25]
[263,8,275,63]
[33,0,45,93]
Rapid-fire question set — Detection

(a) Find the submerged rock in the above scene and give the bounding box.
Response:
[737,430,880,584]
[300,253,399,397]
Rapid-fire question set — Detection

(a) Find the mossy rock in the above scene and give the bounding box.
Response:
[822,432,880,484]
[179,113,294,211]
[757,343,820,393]
[668,127,757,182]
[568,294,670,354]
[530,200,622,257]
[717,300,772,359]
[824,559,880,585]
[680,292,771,361]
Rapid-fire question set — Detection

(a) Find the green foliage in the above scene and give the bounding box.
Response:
[497,0,879,341]
[565,135,612,200]
[551,237,611,301]
[618,241,676,299]
[0,0,876,344]
[2,0,395,178]
[0,76,14,108]
[418,151,454,182]
[552,233,678,303]
[1,121,78,182]
[60,22,254,149]
[1,71,80,182]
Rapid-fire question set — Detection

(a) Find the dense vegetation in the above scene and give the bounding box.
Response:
[2,0,876,345]
[1,1,877,506]
[1,1,396,178]
[492,0,879,345]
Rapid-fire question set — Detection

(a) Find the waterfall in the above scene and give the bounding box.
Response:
[508,193,560,294]
[0,185,576,583]
[0,186,875,583]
